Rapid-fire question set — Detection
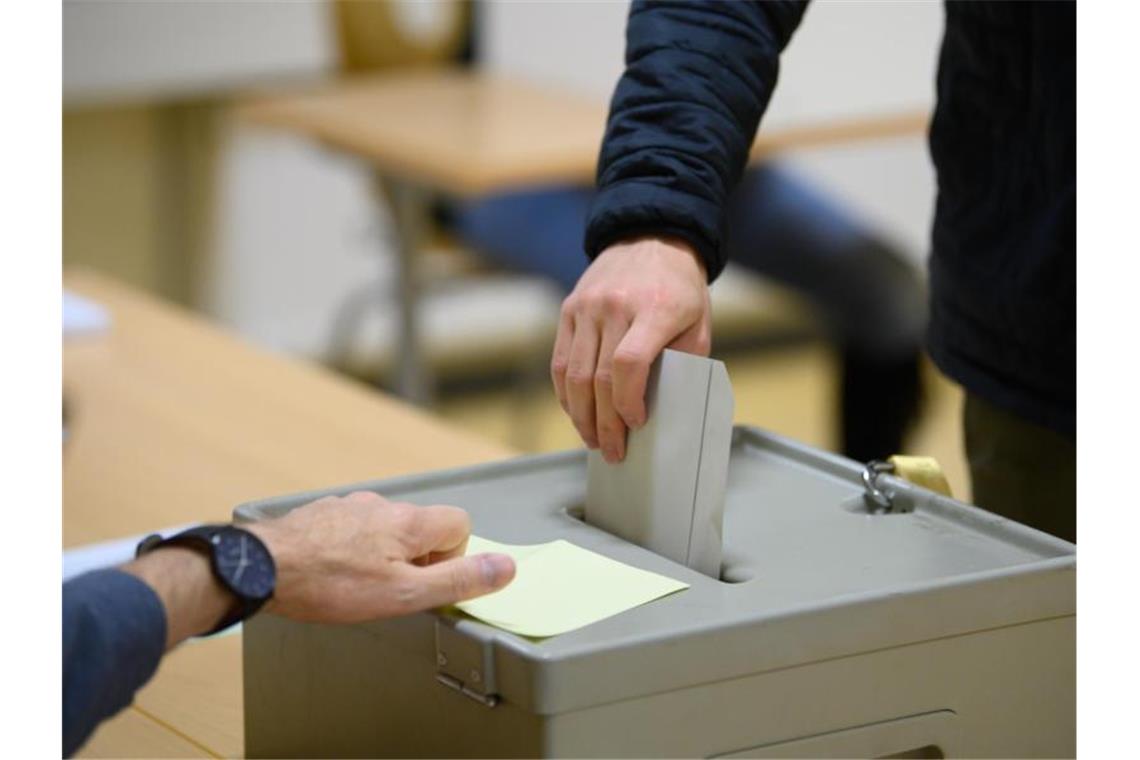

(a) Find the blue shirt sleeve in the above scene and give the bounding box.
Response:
[63,568,167,757]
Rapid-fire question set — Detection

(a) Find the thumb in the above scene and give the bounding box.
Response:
[405,552,516,611]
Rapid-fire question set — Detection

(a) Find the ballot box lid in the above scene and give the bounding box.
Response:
[235,426,1075,716]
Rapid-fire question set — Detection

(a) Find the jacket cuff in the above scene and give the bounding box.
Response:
[583,181,727,282]
[62,568,168,757]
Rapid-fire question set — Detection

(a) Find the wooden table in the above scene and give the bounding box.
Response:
[240,68,928,402]
[65,270,515,757]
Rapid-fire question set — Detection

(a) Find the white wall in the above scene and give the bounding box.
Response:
[63,0,334,106]
[479,1,628,99]
[769,0,942,259]
[768,1,942,125]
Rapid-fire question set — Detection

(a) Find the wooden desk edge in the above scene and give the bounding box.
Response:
[233,71,928,195]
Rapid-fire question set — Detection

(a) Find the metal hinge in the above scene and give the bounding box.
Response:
[434,618,499,708]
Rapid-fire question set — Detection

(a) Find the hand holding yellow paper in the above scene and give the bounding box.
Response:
[456,536,689,638]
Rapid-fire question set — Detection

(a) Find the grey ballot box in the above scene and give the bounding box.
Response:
[236,427,1075,759]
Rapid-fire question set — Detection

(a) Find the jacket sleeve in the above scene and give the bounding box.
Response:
[584,0,808,281]
[62,569,168,757]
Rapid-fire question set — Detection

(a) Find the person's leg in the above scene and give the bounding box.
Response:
[963,394,1076,542]
[447,185,593,293]
[723,164,928,462]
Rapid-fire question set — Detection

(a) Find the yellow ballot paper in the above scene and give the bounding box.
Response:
[455,535,689,638]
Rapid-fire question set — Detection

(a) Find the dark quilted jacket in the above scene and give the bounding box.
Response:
[584,1,1075,437]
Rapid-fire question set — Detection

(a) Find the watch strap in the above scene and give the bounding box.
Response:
[135,524,274,635]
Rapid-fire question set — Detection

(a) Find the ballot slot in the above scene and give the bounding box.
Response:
[583,349,735,580]
[561,502,754,584]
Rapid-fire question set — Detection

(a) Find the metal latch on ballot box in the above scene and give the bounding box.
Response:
[862,456,953,512]
[434,618,499,707]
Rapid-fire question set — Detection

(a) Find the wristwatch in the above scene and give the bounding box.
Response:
[136,524,277,635]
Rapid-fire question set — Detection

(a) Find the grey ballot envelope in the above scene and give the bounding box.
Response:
[585,349,734,578]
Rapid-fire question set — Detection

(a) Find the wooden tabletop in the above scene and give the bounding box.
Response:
[240,69,607,195]
[65,270,516,756]
[240,68,928,196]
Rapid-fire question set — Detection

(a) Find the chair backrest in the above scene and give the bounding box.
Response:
[332,0,475,73]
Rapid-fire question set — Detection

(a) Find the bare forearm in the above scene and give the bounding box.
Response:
[122,547,234,650]
[117,494,517,644]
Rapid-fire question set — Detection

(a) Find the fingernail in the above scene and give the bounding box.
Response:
[603,448,619,464]
[479,554,515,587]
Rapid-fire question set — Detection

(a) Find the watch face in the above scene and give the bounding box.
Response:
[211,527,275,601]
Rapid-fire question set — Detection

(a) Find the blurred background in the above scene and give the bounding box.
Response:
[63,0,969,496]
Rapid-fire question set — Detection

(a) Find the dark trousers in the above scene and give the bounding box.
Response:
[964,394,1076,543]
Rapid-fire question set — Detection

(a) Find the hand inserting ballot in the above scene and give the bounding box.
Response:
[551,236,711,464]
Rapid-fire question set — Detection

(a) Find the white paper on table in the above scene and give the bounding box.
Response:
[64,290,111,337]
[63,523,198,582]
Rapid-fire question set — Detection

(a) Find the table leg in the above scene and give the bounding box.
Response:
[373,175,435,403]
